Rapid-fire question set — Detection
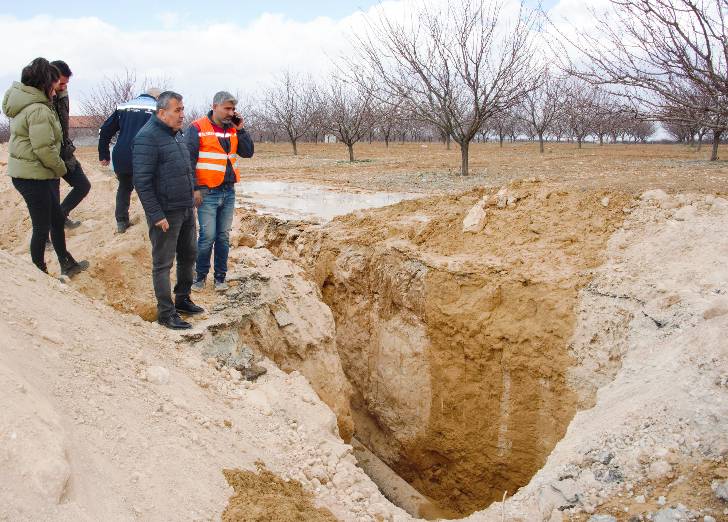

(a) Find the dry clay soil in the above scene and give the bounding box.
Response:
[1,142,728,522]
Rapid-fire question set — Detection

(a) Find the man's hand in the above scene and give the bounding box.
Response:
[100,160,110,167]
[155,218,170,232]
[194,190,203,208]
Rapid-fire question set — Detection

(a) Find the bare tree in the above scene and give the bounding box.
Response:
[325,77,374,161]
[556,0,728,160]
[561,81,598,148]
[261,71,318,155]
[352,0,541,175]
[81,70,171,128]
[492,109,520,147]
[519,67,566,152]
[80,70,138,128]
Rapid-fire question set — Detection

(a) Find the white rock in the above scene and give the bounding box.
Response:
[712,479,728,501]
[462,197,488,233]
[146,366,170,385]
[635,494,646,503]
[601,197,610,207]
[641,189,669,202]
[648,460,672,480]
[496,187,509,208]
[657,495,667,506]
[588,516,617,522]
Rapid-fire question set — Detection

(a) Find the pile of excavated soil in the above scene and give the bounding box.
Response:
[222,462,338,522]
[0,247,407,521]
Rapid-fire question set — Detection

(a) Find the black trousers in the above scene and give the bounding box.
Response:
[147,208,197,320]
[115,172,134,224]
[12,177,68,271]
[50,162,91,217]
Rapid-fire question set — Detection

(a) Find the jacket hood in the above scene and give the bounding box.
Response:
[2,82,51,118]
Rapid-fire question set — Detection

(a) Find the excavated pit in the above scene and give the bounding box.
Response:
[240,181,635,517]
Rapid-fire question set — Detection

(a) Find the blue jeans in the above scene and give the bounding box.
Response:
[195,185,235,282]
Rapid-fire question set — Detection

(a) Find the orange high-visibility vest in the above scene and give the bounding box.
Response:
[193,117,240,188]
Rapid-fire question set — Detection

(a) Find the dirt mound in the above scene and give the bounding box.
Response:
[222,462,338,522]
[0,248,406,521]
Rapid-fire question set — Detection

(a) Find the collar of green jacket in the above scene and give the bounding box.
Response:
[2,82,52,118]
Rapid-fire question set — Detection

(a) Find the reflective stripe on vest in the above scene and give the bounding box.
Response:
[193,117,240,188]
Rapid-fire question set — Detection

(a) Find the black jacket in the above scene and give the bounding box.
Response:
[185,111,254,189]
[132,115,194,224]
[99,93,156,175]
[52,90,77,171]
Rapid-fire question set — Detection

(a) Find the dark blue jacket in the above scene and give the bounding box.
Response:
[185,111,254,189]
[99,94,157,175]
[132,115,194,224]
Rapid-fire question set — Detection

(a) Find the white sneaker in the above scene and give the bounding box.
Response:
[191,278,206,292]
[214,280,229,292]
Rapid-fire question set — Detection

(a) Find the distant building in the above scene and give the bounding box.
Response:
[324,134,337,144]
[69,116,99,146]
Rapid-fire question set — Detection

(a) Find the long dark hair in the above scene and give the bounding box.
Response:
[20,58,60,99]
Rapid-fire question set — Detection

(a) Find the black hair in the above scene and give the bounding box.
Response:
[20,57,60,99]
[50,60,72,77]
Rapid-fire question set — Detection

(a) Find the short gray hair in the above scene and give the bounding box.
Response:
[157,91,183,111]
[213,91,237,105]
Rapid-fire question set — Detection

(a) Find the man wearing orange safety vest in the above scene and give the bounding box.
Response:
[185,91,254,291]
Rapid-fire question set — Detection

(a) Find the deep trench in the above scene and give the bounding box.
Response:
[233,185,632,518]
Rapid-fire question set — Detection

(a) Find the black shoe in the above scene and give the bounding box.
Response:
[65,217,81,229]
[60,253,89,278]
[158,313,192,330]
[116,221,131,234]
[175,295,204,315]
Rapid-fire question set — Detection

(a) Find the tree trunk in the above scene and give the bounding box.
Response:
[385,136,390,148]
[499,134,504,148]
[710,130,721,161]
[291,138,298,156]
[460,141,469,176]
[577,137,583,149]
[538,132,544,154]
[348,143,355,162]
[599,134,604,145]
[446,134,451,150]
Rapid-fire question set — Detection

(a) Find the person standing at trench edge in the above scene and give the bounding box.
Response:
[2,57,89,277]
[132,91,204,330]
[49,60,91,230]
[185,91,254,292]
[99,87,160,233]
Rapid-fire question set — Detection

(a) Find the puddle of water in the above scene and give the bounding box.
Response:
[236,181,422,222]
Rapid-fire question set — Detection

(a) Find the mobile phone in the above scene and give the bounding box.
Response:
[231,114,242,126]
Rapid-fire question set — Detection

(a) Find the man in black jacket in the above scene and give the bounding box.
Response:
[132,91,203,330]
[99,88,160,233]
[50,60,91,229]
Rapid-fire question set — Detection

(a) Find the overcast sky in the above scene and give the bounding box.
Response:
[1,0,590,115]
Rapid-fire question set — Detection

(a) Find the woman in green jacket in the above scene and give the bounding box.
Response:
[2,58,88,276]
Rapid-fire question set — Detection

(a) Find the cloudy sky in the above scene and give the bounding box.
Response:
[1,0,586,115]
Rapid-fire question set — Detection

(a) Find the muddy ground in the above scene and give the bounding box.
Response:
[236,141,728,195]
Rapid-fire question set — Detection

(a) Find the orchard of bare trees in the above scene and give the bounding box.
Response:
[70,0,728,169]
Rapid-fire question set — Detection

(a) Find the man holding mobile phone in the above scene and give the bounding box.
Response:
[185,91,254,292]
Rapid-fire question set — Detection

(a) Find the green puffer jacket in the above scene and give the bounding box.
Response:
[2,82,66,179]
